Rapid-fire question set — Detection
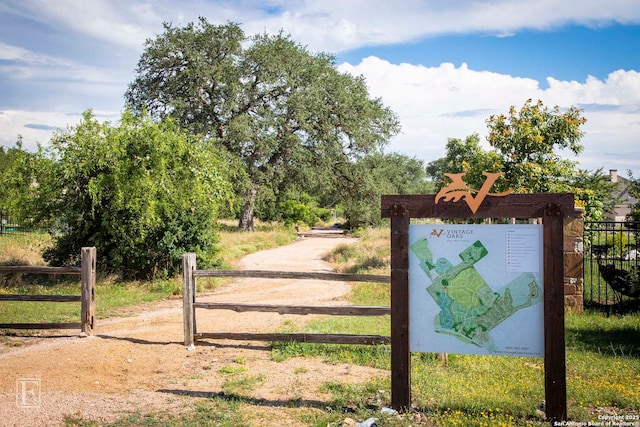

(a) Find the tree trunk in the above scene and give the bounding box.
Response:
[238,183,258,231]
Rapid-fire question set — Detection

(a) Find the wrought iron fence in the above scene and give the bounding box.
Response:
[583,221,639,311]
[0,211,44,236]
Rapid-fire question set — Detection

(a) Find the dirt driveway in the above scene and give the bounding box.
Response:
[0,236,388,426]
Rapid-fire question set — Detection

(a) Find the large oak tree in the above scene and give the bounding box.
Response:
[125,18,400,230]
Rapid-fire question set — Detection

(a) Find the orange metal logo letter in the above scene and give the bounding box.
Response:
[435,172,512,214]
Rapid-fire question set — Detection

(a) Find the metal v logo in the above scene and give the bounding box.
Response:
[435,172,512,213]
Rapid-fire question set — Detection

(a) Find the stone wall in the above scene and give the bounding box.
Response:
[564,214,584,311]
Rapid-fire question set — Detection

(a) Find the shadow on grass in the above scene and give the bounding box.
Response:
[584,299,640,315]
[96,334,273,351]
[565,320,640,357]
[157,388,329,410]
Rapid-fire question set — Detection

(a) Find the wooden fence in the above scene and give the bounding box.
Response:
[182,253,390,347]
[0,247,96,334]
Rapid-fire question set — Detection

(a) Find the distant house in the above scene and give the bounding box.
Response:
[605,169,638,222]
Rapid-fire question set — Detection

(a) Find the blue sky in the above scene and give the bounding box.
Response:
[1,0,639,177]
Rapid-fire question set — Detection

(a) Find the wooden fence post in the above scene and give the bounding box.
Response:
[183,253,196,347]
[543,204,568,422]
[80,247,96,335]
[390,204,411,411]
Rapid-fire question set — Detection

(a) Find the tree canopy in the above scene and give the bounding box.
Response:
[486,99,586,193]
[427,100,615,221]
[340,152,434,227]
[3,111,234,279]
[126,18,400,230]
[425,134,504,192]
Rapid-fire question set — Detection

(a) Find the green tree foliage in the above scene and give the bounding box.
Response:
[6,110,234,279]
[627,173,640,223]
[570,168,619,221]
[341,153,434,228]
[0,140,28,209]
[427,100,615,221]
[486,99,586,193]
[125,18,400,230]
[277,191,331,227]
[425,134,505,191]
[0,144,17,175]
[0,139,53,222]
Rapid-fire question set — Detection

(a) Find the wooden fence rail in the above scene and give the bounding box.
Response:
[182,253,390,347]
[0,247,96,334]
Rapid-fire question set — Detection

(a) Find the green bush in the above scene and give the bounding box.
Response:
[7,111,234,279]
[277,191,331,226]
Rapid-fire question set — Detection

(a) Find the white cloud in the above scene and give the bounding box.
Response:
[2,0,161,51]
[339,57,640,175]
[235,0,640,53]
[0,44,126,85]
[5,0,640,54]
[0,110,120,151]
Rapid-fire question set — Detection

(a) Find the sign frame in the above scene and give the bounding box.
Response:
[381,192,575,423]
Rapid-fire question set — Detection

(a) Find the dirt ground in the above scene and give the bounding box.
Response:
[0,236,388,426]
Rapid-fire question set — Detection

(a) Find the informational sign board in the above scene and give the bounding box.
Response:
[382,189,573,422]
[409,224,544,357]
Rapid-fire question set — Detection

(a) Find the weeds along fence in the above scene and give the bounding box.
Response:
[584,221,639,311]
[182,253,390,347]
[0,247,96,334]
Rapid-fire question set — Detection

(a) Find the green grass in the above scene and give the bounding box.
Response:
[216,349,264,396]
[63,399,246,427]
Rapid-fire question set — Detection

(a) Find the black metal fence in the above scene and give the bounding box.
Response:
[0,211,43,236]
[584,221,639,311]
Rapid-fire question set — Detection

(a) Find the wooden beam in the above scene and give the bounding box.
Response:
[194,269,389,283]
[81,247,96,335]
[194,332,390,345]
[0,294,80,302]
[0,322,81,330]
[193,302,391,316]
[0,266,81,275]
[297,233,347,238]
[381,193,576,219]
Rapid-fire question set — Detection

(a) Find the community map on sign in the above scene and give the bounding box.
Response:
[409,226,543,356]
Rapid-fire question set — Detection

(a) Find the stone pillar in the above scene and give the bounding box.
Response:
[563,210,584,311]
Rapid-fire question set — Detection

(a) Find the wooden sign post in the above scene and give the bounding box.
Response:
[381,190,574,423]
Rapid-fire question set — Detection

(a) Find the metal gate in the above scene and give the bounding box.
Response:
[584,221,639,311]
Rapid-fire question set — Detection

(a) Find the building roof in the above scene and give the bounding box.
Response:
[606,169,638,221]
